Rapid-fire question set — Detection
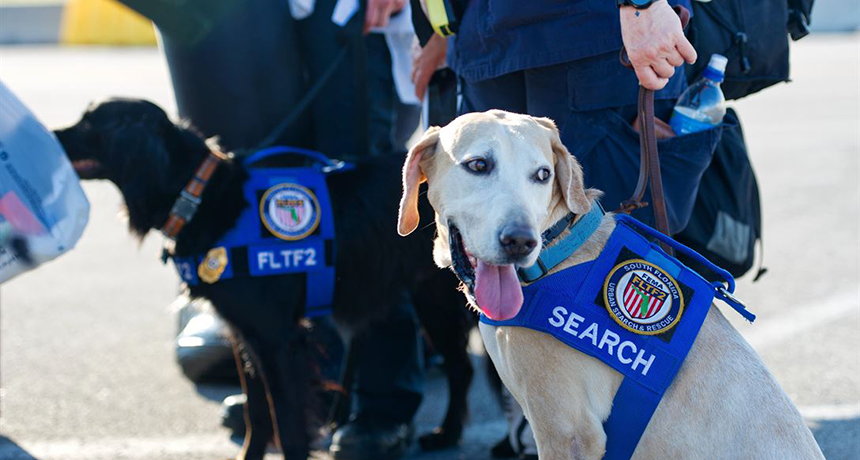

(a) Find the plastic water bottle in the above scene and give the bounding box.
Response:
[669,54,728,136]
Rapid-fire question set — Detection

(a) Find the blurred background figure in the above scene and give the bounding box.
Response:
[153,1,428,459]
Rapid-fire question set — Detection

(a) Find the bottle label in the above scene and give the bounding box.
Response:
[669,109,716,136]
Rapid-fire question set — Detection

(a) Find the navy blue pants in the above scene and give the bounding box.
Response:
[294,0,420,158]
[351,291,425,424]
[460,56,725,234]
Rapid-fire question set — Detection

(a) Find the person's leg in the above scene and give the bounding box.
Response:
[524,60,641,214]
[160,0,308,151]
[352,296,425,423]
[295,0,363,157]
[296,6,417,159]
[364,33,397,157]
[392,100,422,152]
[322,18,424,460]
[330,293,424,460]
[347,33,424,424]
[357,32,420,156]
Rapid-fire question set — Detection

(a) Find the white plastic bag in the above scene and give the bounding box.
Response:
[0,80,90,284]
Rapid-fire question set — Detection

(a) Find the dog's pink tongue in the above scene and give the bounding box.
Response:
[474,261,524,321]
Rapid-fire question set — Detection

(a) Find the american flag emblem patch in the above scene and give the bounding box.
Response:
[260,183,321,241]
[622,273,669,320]
[603,258,685,335]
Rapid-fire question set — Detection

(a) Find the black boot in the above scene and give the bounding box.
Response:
[330,415,413,460]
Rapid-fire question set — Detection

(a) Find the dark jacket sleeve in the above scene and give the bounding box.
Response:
[410,0,435,46]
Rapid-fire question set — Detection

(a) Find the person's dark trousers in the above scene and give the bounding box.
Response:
[298,11,424,460]
[295,1,419,158]
[293,0,366,157]
[365,33,422,156]
[460,55,718,234]
[160,0,309,151]
[162,0,419,158]
[345,34,424,425]
[351,291,425,423]
[295,1,425,429]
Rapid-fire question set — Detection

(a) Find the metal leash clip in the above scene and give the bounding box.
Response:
[715,284,756,323]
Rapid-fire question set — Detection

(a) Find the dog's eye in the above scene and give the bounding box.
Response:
[464,158,492,174]
[534,167,552,183]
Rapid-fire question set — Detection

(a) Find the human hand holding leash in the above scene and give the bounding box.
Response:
[619,0,697,90]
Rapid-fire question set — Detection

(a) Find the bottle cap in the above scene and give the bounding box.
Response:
[707,54,728,74]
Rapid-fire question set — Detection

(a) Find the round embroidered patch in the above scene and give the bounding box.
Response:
[603,259,684,335]
[259,183,321,241]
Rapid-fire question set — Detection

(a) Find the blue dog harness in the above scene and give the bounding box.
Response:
[482,206,754,460]
[170,147,351,318]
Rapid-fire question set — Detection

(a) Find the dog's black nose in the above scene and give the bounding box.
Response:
[499,226,538,258]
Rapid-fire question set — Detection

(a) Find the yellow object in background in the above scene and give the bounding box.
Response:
[61,0,156,45]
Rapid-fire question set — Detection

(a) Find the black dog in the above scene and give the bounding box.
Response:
[55,98,474,460]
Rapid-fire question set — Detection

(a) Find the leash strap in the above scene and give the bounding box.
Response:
[254,47,349,151]
[161,151,225,242]
[617,6,690,251]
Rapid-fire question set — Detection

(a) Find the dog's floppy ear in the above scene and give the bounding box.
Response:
[533,117,592,215]
[398,126,440,236]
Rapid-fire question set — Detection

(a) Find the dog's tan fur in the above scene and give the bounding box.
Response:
[399,110,824,460]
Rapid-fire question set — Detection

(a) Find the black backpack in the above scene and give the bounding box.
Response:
[674,109,764,280]
[686,0,814,100]
[674,1,814,279]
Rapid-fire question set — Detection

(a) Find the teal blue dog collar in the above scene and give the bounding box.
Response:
[518,201,605,283]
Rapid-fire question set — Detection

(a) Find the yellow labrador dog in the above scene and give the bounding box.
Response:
[397,110,824,460]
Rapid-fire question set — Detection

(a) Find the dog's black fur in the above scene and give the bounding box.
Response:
[55,98,474,460]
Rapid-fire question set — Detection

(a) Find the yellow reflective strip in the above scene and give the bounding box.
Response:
[427,0,453,37]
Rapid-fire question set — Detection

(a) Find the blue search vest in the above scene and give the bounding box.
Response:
[482,214,753,460]
[171,147,351,318]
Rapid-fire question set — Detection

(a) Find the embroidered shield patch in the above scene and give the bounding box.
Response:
[260,183,321,241]
[603,259,684,335]
[199,246,228,284]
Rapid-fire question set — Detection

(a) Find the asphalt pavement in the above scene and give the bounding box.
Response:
[0,34,858,460]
